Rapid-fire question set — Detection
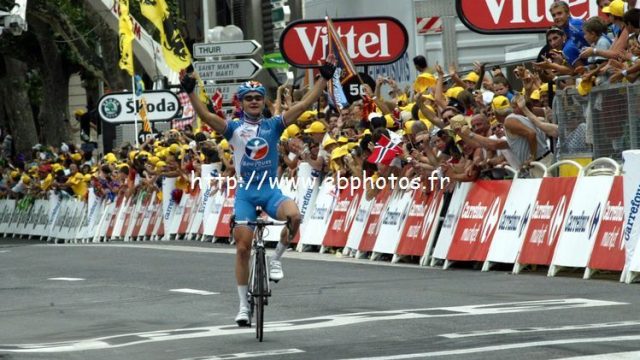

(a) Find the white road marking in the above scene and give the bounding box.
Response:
[556,351,640,360]
[177,348,305,360]
[441,320,640,339]
[0,298,625,353]
[48,277,85,281]
[0,250,10,253]
[170,288,219,296]
[340,335,640,359]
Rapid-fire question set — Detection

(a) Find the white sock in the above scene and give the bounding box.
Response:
[271,242,287,262]
[237,285,249,309]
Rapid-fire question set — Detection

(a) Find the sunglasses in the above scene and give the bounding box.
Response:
[243,95,264,102]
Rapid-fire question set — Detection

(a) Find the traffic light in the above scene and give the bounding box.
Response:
[262,0,290,52]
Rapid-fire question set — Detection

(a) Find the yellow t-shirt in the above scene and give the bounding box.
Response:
[66,172,88,198]
[40,173,53,191]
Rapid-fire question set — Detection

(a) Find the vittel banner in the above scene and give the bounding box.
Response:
[456,0,599,34]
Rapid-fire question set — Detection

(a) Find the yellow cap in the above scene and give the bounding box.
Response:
[322,137,338,148]
[103,153,117,164]
[492,95,511,111]
[602,6,611,14]
[362,129,372,136]
[404,120,416,135]
[337,136,349,144]
[530,89,541,101]
[423,93,435,101]
[128,150,138,162]
[445,86,464,99]
[413,72,436,93]
[51,164,63,173]
[21,174,31,184]
[169,143,181,154]
[70,153,82,162]
[116,162,129,170]
[331,145,349,160]
[10,170,20,179]
[155,161,167,170]
[148,156,160,165]
[219,139,230,150]
[462,71,480,83]
[346,142,359,151]
[298,110,318,123]
[609,0,625,17]
[74,108,86,117]
[577,78,593,96]
[286,124,301,138]
[280,133,289,142]
[304,121,327,134]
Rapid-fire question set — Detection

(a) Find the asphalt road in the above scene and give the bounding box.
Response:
[1,238,640,360]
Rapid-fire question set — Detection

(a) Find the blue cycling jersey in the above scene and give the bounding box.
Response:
[223,114,286,184]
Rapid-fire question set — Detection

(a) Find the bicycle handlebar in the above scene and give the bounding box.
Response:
[231,219,289,227]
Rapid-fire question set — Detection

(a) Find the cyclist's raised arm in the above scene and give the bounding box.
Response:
[282,56,337,126]
[180,72,227,134]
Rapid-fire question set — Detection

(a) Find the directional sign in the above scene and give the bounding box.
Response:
[193,40,262,58]
[202,83,242,104]
[194,59,262,81]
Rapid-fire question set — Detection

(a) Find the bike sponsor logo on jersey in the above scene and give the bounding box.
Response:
[245,137,269,160]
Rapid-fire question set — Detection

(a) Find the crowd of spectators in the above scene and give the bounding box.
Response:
[1,0,639,205]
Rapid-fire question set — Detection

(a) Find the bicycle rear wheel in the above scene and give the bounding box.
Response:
[254,247,266,342]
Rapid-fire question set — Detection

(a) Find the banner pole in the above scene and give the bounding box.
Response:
[131,76,140,148]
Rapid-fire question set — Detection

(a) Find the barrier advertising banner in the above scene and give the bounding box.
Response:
[323,186,363,248]
[345,191,373,252]
[515,177,577,271]
[300,181,337,246]
[623,150,640,278]
[550,176,614,275]
[484,178,542,269]
[374,189,413,255]
[431,182,473,265]
[446,180,512,262]
[214,187,235,238]
[358,187,392,253]
[588,176,625,274]
[395,190,444,258]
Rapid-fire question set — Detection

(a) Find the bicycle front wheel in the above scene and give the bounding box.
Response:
[254,247,266,342]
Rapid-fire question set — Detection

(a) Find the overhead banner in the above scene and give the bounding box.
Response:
[455,0,599,34]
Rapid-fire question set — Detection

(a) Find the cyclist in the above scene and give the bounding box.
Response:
[180,56,337,326]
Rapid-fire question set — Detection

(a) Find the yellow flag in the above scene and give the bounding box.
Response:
[139,0,192,72]
[118,0,135,76]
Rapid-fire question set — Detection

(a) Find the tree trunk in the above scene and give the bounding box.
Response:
[30,16,72,146]
[0,56,39,155]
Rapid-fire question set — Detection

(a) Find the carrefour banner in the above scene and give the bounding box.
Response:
[623,150,640,273]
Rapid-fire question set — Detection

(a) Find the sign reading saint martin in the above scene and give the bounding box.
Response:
[194,59,262,81]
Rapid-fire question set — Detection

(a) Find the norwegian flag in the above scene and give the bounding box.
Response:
[209,89,226,119]
[367,134,403,166]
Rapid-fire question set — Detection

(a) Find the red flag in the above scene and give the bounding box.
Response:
[210,89,225,118]
[367,134,403,165]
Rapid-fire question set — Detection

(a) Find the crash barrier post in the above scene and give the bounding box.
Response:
[0,158,635,283]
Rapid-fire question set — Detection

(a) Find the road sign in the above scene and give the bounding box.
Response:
[98,91,180,124]
[194,59,262,81]
[193,40,262,58]
[202,83,242,104]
